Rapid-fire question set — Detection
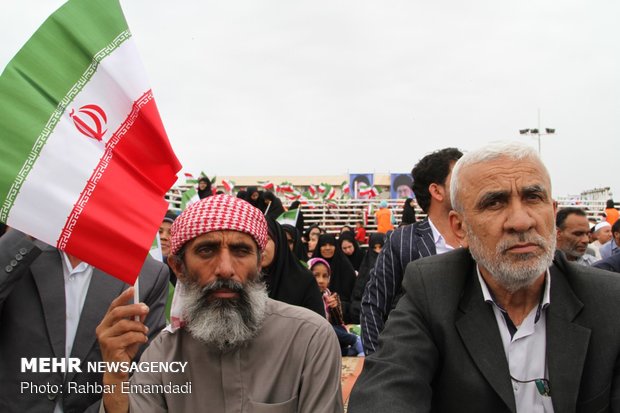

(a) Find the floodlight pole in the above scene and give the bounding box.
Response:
[519,109,555,156]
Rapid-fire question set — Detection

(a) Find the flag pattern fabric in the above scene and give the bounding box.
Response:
[181,187,200,210]
[0,0,181,284]
[276,209,299,226]
[221,179,235,194]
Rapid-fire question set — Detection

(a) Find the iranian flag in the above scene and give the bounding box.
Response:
[184,172,198,184]
[221,179,235,194]
[341,180,351,195]
[325,186,337,200]
[0,0,181,284]
[307,185,317,197]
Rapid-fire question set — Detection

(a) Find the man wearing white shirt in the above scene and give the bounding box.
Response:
[0,229,169,412]
[360,147,463,354]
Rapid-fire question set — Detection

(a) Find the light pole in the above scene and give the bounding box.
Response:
[519,109,555,155]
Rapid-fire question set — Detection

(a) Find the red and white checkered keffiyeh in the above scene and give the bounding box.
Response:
[170,194,268,254]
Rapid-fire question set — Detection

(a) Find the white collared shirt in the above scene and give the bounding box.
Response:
[427,218,455,254]
[477,267,554,413]
[54,252,93,413]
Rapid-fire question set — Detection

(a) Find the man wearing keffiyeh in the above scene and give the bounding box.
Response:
[97,195,343,413]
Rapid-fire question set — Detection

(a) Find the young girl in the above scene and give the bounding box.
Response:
[308,258,364,357]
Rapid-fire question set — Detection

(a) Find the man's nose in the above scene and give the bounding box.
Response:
[214,249,235,279]
[504,201,536,233]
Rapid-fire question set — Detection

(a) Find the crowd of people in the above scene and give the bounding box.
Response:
[2,142,620,412]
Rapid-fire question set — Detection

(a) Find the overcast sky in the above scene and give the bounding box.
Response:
[1,0,618,197]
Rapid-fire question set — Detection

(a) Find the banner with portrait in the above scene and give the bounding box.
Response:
[349,173,373,199]
[390,173,414,199]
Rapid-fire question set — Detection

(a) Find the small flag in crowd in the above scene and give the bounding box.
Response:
[341,181,351,196]
[0,0,181,284]
[307,185,317,197]
[276,209,299,226]
[149,232,163,262]
[325,186,337,200]
[181,187,200,210]
[279,182,295,193]
[221,179,235,194]
[184,172,198,184]
[258,180,277,192]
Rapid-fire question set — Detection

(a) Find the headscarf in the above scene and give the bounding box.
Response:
[312,233,356,323]
[263,191,285,220]
[263,217,325,317]
[307,257,344,324]
[338,231,365,271]
[303,224,323,242]
[350,232,386,323]
[236,190,248,201]
[246,186,267,212]
[281,224,308,262]
[288,201,305,233]
[197,177,212,199]
[401,197,416,226]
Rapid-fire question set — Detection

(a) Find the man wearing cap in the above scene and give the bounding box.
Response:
[97,195,343,413]
[589,221,612,259]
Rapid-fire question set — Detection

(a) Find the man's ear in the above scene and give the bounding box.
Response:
[167,255,185,280]
[258,249,268,269]
[428,182,446,203]
[449,210,468,248]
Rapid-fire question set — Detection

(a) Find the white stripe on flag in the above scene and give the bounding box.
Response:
[7,38,150,243]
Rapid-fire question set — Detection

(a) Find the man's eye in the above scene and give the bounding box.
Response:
[197,247,214,255]
[482,200,503,210]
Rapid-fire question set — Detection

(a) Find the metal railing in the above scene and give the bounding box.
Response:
[165,187,611,234]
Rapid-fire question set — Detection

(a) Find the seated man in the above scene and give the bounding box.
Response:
[349,142,620,413]
[555,207,598,266]
[600,220,620,260]
[98,195,343,413]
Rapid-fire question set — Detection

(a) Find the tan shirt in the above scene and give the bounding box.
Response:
[129,299,343,413]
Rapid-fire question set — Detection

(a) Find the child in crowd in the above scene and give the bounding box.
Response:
[308,258,364,357]
[354,221,367,244]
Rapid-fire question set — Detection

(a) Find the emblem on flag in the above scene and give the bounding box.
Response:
[69,104,108,141]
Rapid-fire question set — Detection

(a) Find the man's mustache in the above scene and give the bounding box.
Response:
[498,232,548,253]
[200,278,245,296]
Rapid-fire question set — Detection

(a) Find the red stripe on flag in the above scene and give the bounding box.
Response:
[59,92,181,284]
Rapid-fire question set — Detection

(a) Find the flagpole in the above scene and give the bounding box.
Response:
[133,275,140,321]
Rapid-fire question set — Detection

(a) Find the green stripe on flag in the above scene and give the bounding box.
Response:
[181,187,200,210]
[276,209,299,226]
[0,0,130,220]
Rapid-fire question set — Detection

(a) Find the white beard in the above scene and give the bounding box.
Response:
[182,276,269,351]
[466,228,556,293]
